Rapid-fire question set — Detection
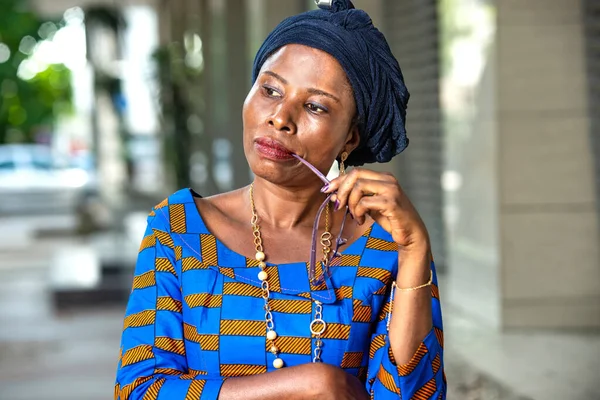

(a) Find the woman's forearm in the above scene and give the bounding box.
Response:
[388,243,433,365]
[218,364,320,400]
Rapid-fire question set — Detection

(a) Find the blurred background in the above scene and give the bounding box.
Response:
[0,0,598,399]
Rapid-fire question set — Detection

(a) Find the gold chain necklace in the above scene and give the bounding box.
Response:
[249,183,329,369]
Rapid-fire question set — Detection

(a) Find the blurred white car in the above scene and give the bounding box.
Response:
[0,144,97,215]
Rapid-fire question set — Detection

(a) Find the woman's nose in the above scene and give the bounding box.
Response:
[268,103,297,134]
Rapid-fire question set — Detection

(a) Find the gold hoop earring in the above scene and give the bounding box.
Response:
[339,151,348,175]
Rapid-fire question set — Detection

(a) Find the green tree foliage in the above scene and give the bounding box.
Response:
[0,0,73,143]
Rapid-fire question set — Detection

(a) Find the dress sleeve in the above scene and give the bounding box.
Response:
[365,260,446,399]
[114,207,225,400]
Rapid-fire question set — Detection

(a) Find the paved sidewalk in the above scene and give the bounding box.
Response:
[0,308,123,400]
[442,303,600,400]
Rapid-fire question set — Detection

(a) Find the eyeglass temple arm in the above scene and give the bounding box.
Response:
[291,154,331,185]
[292,153,348,282]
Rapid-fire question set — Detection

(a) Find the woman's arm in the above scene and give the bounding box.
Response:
[218,364,358,400]
[218,367,307,400]
[365,259,445,399]
[389,244,433,364]
[324,168,437,363]
[324,169,446,398]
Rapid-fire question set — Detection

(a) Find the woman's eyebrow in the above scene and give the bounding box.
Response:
[307,88,340,103]
[263,70,341,103]
[263,70,288,84]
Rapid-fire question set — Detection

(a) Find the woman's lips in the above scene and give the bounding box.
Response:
[254,138,295,161]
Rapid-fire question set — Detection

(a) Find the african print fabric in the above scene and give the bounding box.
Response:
[115,188,446,399]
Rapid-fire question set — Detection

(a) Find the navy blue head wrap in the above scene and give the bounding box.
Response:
[252,0,409,166]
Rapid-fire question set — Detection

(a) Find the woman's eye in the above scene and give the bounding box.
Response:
[306,103,327,114]
[263,85,281,97]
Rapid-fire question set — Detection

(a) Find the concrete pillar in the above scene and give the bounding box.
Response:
[444,0,600,329]
[496,0,600,329]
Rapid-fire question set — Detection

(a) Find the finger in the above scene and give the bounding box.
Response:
[323,168,396,194]
[330,169,364,209]
[353,194,389,225]
[341,175,398,212]
[323,173,347,196]
[346,178,394,216]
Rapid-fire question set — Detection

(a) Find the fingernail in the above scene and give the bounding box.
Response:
[320,184,329,193]
[334,200,340,211]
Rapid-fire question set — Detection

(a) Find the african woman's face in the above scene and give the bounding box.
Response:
[243,44,359,187]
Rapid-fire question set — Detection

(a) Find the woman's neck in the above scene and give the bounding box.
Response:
[249,177,328,230]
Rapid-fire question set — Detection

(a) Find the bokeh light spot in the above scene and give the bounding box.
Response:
[0,43,11,63]
[19,36,37,55]
[38,22,58,40]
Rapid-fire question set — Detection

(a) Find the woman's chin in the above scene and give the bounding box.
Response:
[248,159,300,186]
[251,165,290,184]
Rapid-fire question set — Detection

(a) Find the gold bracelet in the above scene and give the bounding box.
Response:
[386,270,433,331]
[393,270,433,292]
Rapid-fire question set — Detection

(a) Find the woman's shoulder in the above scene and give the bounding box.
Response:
[144,188,195,234]
[150,188,195,211]
[152,187,244,211]
[192,188,245,214]
[147,187,246,235]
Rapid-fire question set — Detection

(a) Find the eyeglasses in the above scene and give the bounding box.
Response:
[292,154,349,285]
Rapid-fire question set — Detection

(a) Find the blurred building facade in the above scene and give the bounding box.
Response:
[30,0,599,332]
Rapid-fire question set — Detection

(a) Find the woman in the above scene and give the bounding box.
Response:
[115,1,445,399]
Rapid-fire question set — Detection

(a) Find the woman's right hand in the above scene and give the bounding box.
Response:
[301,363,370,400]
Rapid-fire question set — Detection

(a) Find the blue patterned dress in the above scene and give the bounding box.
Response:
[115,189,446,399]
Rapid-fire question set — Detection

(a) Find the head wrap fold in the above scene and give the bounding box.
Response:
[252,0,409,166]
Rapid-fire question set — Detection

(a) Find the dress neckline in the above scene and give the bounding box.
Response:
[187,187,370,268]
